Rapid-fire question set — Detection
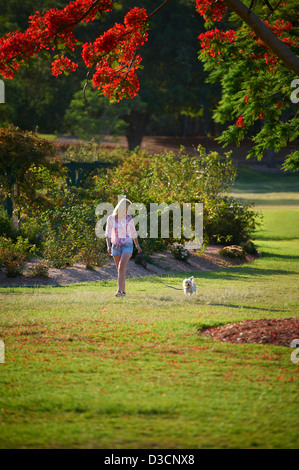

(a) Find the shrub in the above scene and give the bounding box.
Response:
[23,146,261,266]
[0,236,36,260]
[94,146,237,206]
[15,236,36,259]
[18,217,45,252]
[134,236,169,257]
[94,147,261,247]
[0,235,35,277]
[74,241,110,270]
[6,259,25,277]
[27,260,50,278]
[60,140,125,166]
[0,237,14,257]
[40,187,101,268]
[171,243,190,262]
[134,252,147,268]
[0,125,61,224]
[0,210,15,238]
[240,239,259,256]
[0,247,26,277]
[42,229,74,269]
[219,245,246,259]
[204,197,263,245]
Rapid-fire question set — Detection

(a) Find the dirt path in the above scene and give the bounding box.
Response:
[0,245,254,287]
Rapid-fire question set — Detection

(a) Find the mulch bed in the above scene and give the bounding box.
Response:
[200,318,299,347]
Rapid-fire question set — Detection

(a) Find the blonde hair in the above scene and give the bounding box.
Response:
[112,198,132,217]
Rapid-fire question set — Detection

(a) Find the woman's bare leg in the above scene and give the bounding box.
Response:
[118,252,132,293]
[113,255,121,292]
[113,255,121,270]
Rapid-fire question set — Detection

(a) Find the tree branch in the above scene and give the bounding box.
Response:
[148,0,173,20]
[223,0,299,76]
[59,0,117,31]
[263,0,274,12]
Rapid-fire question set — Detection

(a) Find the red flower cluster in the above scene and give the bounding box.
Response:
[250,19,298,70]
[1,0,297,103]
[253,110,266,120]
[253,19,296,47]
[195,0,227,22]
[198,29,236,57]
[51,56,78,76]
[198,16,298,74]
[82,7,148,102]
[236,116,245,128]
[0,0,113,79]
[266,19,293,35]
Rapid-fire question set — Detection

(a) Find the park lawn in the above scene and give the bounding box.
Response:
[0,170,298,449]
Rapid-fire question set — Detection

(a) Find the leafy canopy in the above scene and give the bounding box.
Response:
[0,0,298,166]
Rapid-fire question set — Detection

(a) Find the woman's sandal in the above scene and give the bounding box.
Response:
[115,291,126,297]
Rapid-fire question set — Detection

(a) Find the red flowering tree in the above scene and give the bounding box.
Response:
[0,0,149,102]
[197,0,299,167]
[0,0,298,165]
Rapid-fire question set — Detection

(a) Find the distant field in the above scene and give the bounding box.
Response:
[231,165,299,205]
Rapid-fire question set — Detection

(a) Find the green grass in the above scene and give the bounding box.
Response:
[231,165,299,205]
[0,167,298,449]
[38,134,58,141]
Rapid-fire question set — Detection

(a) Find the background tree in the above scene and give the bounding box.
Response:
[64,80,128,141]
[197,0,299,167]
[0,125,62,229]
[0,0,298,161]
[0,0,214,148]
[116,0,211,148]
[0,0,89,132]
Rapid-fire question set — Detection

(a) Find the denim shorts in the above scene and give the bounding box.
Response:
[112,243,133,256]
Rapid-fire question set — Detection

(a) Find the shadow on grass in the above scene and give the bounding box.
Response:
[234,165,299,193]
[252,200,299,206]
[153,265,298,282]
[257,234,299,241]
[257,250,299,260]
[200,302,288,313]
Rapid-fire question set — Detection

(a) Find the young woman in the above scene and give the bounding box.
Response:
[105,198,142,297]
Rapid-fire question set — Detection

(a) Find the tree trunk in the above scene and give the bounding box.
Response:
[265,148,275,168]
[223,0,299,76]
[124,110,151,151]
[11,183,20,231]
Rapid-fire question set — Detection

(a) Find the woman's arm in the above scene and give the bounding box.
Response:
[133,237,142,253]
[105,215,113,255]
[106,237,112,255]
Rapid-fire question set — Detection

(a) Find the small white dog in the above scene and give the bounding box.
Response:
[183,276,197,296]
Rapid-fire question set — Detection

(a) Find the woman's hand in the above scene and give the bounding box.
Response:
[136,245,142,254]
[107,246,112,256]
